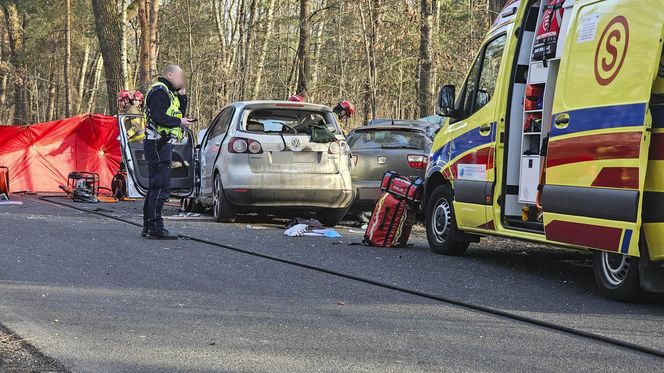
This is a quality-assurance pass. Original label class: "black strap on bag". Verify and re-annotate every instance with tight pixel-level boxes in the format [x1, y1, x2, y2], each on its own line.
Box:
[378, 207, 390, 230]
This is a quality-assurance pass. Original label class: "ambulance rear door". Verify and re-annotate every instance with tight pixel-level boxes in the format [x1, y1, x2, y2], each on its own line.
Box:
[542, 1, 664, 256]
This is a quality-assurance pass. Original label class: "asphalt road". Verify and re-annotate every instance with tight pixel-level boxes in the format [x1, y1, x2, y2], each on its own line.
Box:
[0, 195, 662, 372]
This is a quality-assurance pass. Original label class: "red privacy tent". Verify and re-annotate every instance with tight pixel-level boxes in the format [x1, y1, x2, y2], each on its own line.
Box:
[0, 114, 121, 193]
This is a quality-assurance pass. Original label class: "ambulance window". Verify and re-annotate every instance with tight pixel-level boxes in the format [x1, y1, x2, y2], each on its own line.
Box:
[460, 34, 507, 119]
[475, 34, 506, 111]
[462, 55, 482, 118]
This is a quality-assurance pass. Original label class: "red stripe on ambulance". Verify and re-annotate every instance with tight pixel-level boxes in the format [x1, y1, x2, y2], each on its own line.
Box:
[547, 132, 641, 168]
[545, 220, 622, 252]
[591, 167, 639, 189]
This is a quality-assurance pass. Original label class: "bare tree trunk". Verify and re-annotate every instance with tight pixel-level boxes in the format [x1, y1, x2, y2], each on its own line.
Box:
[310, 0, 328, 96]
[2, 1, 28, 124]
[76, 43, 90, 114]
[120, 0, 129, 88]
[64, 0, 72, 117]
[88, 56, 103, 113]
[0, 19, 8, 116]
[47, 66, 56, 121]
[417, 0, 434, 117]
[138, 0, 160, 91]
[368, 0, 380, 119]
[186, 0, 195, 95]
[32, 68, 40, 122]
[295, 0, 311, 97]
[92, 0, 124, 115]
[251, 0, 276, 99]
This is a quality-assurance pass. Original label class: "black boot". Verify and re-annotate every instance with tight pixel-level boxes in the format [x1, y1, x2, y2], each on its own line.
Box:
[147, 228, 178, 240]
[141, 226, 149, 237]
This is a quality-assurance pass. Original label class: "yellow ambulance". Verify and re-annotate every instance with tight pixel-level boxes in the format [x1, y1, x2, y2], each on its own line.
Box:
[425, 0, 664, 300]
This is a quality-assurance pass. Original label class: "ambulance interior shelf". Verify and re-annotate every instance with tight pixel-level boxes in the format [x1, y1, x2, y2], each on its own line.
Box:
[510, 0, 571, 228]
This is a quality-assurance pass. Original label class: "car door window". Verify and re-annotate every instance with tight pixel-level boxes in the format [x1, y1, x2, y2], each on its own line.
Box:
[203, 108, 234, 149]
[458, 34, 507, 119]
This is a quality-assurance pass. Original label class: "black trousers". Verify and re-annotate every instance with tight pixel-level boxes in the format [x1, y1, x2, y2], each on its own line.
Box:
[143, 139, 172, 232]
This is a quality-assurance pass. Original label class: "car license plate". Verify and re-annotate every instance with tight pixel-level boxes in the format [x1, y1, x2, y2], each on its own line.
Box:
[272, 152, 294, 164]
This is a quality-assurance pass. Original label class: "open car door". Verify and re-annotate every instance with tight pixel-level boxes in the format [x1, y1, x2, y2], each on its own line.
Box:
[542, 1, 664, 257]
[117, 114, 195, 198]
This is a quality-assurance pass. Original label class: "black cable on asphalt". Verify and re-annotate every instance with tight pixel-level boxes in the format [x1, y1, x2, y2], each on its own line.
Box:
[36, 195, 664, 359]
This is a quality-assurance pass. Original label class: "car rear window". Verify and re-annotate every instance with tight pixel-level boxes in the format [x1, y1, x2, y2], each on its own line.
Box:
[347, 129, 426, 150]
[243, 108, 340, 135]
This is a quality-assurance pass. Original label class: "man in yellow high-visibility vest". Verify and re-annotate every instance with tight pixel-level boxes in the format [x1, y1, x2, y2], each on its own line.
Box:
[142, 64, 195, 240]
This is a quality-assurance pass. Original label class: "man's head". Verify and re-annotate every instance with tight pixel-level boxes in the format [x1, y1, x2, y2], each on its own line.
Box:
[161, 64, 185, 90]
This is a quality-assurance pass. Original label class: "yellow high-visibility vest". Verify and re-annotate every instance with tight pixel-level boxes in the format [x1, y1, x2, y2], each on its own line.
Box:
[145, 81, 183, 140]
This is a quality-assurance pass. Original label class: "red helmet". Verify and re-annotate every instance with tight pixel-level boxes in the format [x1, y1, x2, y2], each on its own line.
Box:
[288, 94, 304, 102]
[117, 90, 132, 111]
[334, 100, 355, 118]
[117, 90, 132, 103]
[132, 91, 144, 102]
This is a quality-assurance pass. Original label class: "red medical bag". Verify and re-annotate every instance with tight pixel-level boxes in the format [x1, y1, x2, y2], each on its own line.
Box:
[364, 172, 423, 248]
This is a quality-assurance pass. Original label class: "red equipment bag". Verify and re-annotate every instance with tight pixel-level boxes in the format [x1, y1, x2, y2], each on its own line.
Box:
[380, 171, 424, 203]
[364, 192, 416, 248]
[533, 0, 565, 61]
[364, 171, 423, 248]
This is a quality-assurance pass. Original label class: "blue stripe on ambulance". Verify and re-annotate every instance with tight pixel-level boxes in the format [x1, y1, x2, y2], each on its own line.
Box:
[621, 229, 633, 254]
[550, 103, 647, 137]
[428, 123, 495, 178]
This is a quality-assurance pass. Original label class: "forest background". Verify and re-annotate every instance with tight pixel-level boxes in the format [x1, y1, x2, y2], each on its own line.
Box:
[0, 0, 508, 131]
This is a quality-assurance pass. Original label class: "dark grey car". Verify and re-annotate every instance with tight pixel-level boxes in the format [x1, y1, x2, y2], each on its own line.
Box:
[347, 119, 439, 216]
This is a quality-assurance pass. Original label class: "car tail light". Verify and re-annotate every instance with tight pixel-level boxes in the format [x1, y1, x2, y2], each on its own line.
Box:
[328, 141, 341, 154]
[248, 141, 263, 154]
[229, 137, 263, 154]
[407, 154, 428, 169]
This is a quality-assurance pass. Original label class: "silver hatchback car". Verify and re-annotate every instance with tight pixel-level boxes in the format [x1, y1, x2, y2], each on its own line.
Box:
[118, 101, 354, 227]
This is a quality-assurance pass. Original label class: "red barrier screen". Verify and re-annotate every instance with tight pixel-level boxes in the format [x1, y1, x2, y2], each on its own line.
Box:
[0, 114, 121, 193]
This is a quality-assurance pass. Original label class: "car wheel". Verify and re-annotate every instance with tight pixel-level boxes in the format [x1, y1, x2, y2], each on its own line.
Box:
[425, 184, 469, 256]
[213, 173, 237, 223]
[592, 250, 643, 301]
[317, 207, 350, 227]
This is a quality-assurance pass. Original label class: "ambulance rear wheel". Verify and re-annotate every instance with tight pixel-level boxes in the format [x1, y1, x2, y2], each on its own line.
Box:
[426, 184, 469, 256]
[593, 251, 643, 301]
[213, 174, 237, 223]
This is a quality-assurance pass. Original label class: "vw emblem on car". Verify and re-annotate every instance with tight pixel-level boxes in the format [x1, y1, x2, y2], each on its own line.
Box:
[287, 137, 305, 151]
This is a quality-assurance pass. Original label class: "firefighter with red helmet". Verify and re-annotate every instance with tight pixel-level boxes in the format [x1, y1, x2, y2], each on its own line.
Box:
[117, 90, 132, 112]
[119, 90, 146, 143]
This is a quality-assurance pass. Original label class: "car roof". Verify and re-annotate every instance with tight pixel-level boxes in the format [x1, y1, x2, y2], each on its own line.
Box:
[367, 118, 433, 128]
[229, 100, 333, 112]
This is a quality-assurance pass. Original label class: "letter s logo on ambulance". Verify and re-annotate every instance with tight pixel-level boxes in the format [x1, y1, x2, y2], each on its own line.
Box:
[594, 16, 630, 86]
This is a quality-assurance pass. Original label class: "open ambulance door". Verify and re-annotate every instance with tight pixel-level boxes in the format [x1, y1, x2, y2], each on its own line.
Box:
[117, 114, 195, 199]
[448, 33, 508, 231]
[541, 2, 664, 257]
